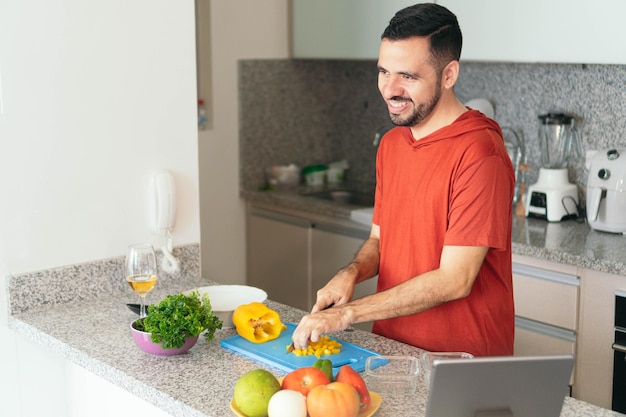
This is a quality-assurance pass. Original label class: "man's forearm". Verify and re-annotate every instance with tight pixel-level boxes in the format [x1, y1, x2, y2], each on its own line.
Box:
[345, 236, 380, 284]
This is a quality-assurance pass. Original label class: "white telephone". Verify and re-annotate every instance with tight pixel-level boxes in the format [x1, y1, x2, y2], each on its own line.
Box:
[148, 169, 177, 233]
[148, 169, 180, 273]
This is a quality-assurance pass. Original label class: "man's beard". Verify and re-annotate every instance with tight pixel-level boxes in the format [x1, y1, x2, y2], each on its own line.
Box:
[389, 80, 442, 127]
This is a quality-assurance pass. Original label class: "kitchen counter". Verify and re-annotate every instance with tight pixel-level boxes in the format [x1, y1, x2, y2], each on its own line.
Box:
[243, 188, 626, 277]
[8, 268, 623, 417]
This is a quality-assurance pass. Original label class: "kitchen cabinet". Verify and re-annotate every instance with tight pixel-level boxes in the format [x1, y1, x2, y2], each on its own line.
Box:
[292, 0, 626, 64]
[438, 0, 626, 64]
[246, 204, 374, 330]
[576, 268, 626, 408]
[291, 0, 419, 59]
[246, 207, 310, 310]
[512, 255, 579, 387]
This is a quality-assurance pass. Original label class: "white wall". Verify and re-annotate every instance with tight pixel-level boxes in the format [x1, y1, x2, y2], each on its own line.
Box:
[198, 0, 289, 283]
[0, 0, 199, 415]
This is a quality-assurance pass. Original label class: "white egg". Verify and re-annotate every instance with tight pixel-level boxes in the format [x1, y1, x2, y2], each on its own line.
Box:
[267, 389, 307, 417]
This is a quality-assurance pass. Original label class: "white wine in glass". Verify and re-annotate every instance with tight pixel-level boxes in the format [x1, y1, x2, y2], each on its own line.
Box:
[126, 243, 158, 318]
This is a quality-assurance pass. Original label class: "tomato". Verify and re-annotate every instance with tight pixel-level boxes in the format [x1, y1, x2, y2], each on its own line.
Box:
[306, 382, 360, 417]
[336, 365, 371, 409]
[281, 366, 331, 396]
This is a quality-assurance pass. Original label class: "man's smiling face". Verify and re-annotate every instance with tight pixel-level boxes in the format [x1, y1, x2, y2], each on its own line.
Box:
[377, 36, 442, 127]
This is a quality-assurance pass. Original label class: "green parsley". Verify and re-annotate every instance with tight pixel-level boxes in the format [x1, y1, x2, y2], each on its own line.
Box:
[138, 290, 222, 349]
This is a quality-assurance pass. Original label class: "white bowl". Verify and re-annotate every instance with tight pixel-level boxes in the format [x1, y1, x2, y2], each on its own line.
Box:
[193, 285, 268, 328]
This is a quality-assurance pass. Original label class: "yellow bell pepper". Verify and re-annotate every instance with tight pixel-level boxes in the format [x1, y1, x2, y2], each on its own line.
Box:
[232, 302, 287, 343]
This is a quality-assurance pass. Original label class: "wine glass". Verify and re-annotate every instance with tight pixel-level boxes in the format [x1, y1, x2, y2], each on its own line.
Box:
[125, 243, 158, 318]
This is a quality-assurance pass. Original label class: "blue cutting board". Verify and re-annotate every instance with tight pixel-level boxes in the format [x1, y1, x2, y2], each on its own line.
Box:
[220, 323, 380, 376]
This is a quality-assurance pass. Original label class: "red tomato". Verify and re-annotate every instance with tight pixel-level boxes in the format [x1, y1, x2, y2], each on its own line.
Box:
[307, 382, 360, 417]
[282, 366, 331, 396]
[336, 365, 371, 409]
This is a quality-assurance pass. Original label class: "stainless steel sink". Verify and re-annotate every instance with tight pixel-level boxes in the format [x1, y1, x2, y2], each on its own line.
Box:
[300, 189, 375, 207]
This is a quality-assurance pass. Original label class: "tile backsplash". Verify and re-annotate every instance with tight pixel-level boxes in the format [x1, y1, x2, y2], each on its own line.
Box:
[239, 59, 626, 205]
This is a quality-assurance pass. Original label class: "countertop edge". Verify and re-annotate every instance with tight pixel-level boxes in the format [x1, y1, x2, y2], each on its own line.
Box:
[243, 189, 626, 277]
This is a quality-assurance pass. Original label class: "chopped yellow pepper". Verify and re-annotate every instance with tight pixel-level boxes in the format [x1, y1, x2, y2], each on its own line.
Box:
[288, 335, 342, 357]
[232, 302, 287, 343]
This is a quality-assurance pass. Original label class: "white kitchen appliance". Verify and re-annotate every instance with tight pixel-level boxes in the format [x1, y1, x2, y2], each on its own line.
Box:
[526, 113, 581, 222]
[586, 149, 626, 233]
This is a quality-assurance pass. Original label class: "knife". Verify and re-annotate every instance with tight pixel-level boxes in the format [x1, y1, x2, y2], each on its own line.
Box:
[126, 303, 152, 315]
[286, 303, 335, 353]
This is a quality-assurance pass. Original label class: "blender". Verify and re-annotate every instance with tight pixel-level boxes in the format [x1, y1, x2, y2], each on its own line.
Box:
[525, 113, 581, 222]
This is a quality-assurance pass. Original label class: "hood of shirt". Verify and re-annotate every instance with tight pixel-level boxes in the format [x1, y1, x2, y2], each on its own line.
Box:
[397, 109, 503, 150]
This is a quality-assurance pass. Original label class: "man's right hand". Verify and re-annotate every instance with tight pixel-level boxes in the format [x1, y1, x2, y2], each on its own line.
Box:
[310, 268, 357, 313]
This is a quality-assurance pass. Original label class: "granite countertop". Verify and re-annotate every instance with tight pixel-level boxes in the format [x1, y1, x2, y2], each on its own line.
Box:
[243, 187, 626, 277]
[8, 274, 623, 417]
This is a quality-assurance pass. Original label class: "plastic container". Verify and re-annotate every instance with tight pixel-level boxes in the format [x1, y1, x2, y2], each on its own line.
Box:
[326, 167, 345, 184]
[302, 164, 327, 186]
[327, 159, 349, 184]
[420, 351, 474, 385]
[364, 355, 420, 394]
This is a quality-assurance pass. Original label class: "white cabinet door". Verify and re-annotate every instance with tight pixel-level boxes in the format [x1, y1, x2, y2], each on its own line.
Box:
[246, 208, 310, 311]
[438, 0, 626, 64]
[311, 227, 377, 331]
[291, 0, 420, 59]
[293, 0, 626, 64]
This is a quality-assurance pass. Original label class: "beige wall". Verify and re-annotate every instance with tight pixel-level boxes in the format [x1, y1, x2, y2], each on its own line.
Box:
[199, 0, 290, 283]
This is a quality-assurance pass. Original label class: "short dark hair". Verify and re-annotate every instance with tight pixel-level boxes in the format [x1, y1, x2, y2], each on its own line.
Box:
[381, 3, 462, 72]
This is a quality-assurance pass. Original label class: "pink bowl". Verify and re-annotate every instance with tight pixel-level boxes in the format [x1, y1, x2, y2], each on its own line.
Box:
[130, 320, 198, 356]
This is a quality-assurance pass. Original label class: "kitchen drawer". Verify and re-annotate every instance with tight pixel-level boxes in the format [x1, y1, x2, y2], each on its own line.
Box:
[515, 317, 576, 386]
[513, 263, 579, 331]
[515, 318, 576, 356]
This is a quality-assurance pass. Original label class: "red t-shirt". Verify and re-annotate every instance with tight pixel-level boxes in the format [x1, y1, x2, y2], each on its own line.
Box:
[371, 110, 515, 356]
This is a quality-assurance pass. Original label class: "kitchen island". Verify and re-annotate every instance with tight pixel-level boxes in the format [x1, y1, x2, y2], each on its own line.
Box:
[7, 268, 623, 417]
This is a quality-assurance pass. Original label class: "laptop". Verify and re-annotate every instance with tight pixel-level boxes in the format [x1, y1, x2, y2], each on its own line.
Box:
[425, 354, 575, 417]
